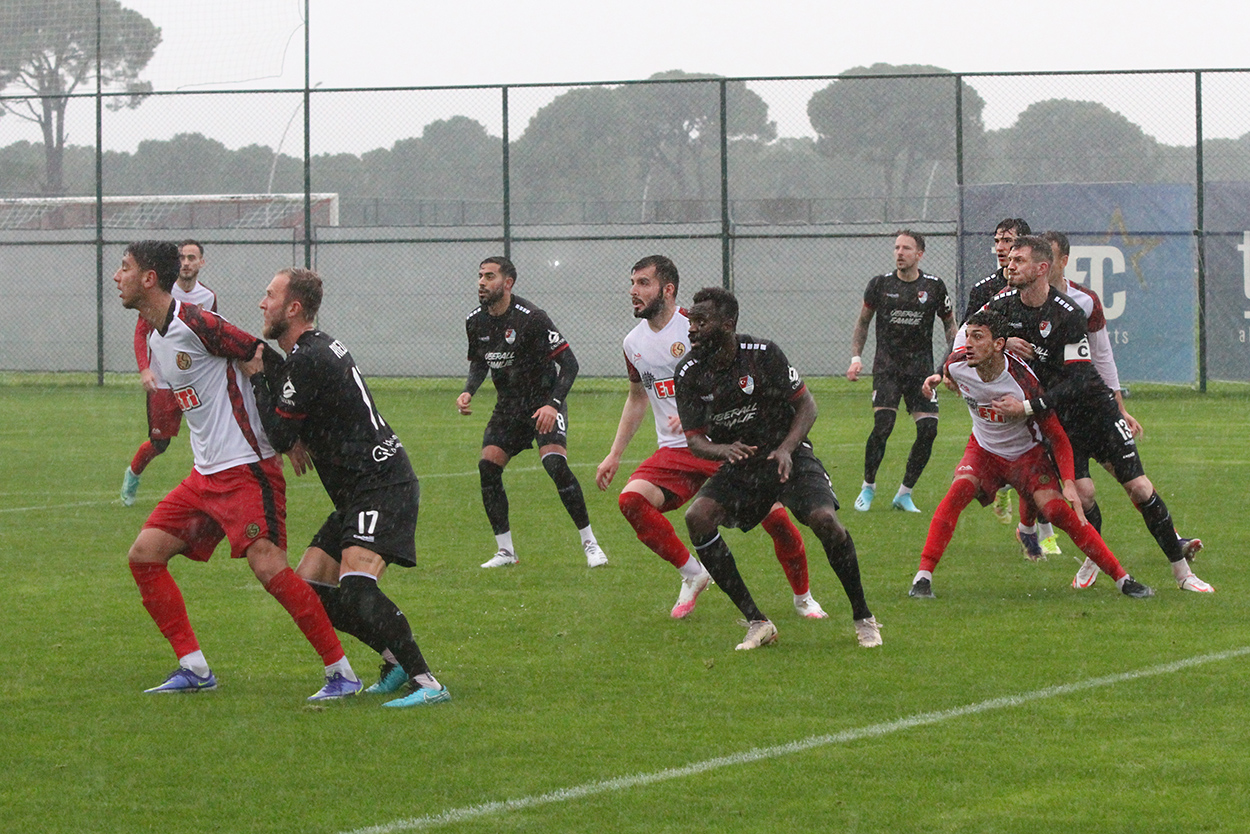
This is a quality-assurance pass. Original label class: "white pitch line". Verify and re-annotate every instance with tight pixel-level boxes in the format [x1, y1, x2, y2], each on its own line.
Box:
[342, 646, 1250, 834]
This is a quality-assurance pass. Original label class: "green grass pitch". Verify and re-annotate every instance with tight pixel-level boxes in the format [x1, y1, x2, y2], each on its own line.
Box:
[2, 375, 1248, 833]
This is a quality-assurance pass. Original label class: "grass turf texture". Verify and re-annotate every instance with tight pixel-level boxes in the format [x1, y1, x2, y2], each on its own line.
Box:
[2, 375, 1248, 833]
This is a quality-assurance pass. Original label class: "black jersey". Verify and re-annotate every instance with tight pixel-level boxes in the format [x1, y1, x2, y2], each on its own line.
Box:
[862, 270, 952, 376]
[964, 268, 1007, 323]
[266, 329, 414, 507]
[465, 294, 572, 415]
[674, 335, 808, 456]
[983, 287, 1108, 418]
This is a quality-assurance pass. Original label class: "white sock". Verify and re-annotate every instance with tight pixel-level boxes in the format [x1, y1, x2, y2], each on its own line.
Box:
[896, 485, 913, 498]
[326, 656, 358, 682]
[382, 649, 399, 666]
[913, 569, 933, 584]
[495, 531, 515, 555]
[413, 672, 441, 690]
[1038, 522, 1055, 540]
[862, 481, 876, 491]
[578, 524, 596, 546]
[1017, 522, 1038, 535]
[1171, 560, 1192, 583]
[677, 555, 704, 580]
[794, 590, 813, 605]
[179, 650, 210, 677]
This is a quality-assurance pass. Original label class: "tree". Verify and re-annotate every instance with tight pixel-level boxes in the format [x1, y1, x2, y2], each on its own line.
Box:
[0, 0, 160, 194]
[807, 63, 986, 219]
[995, 99, 1160, 184]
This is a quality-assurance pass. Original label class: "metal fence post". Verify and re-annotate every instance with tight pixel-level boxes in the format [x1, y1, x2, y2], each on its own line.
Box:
[954, 74, 966, 306]
[1195, 70, 1207, 393]
[502, 86, 511, 258]
[95, 0, 105, 385]
[719, 79, 731, 291]
[302, 0, 313, 268]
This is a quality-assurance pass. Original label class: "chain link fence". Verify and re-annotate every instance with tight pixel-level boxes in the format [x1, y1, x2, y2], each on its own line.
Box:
[3, 34, 1250, 386]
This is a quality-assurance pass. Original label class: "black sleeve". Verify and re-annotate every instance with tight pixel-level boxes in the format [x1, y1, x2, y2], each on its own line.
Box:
[463, 358, 488, 396]
[548, 344, 579, 408]
[250, 371, 302, 453]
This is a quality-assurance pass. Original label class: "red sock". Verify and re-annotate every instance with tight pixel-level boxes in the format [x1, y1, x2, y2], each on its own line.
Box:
[919, 478, 978, 573]
[619, 491, 692, 568]
[1018, 492, 1037, 526]
[264, 567, 345, 665]
[130, 561, 199, 658]
[1043, 499, 1127, 581]
[761, 506, 808, 595]
[130, 441, 161, 475]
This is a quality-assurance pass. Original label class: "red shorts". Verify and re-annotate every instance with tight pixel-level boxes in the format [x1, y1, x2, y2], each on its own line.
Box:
[144, 456, 286, 561]
[627, 446, 722, 513]
[147, 388, 183, 441]
[956, 436, 1061, 506]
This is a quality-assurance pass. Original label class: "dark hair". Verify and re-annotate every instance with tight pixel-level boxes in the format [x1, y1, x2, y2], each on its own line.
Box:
[480, 256, 517, 281]
[691, 286, 738, 324]
[996, 218, 1031, 236]
[632, 255, 680, 294]
[1011, 235, 1053, 266]
[895, 229, 925, 252]
[966, 308, 1008, 341]
[179, 239, 204, 256]
[278, 267, 323, 321]
[1042, 230, 1070, 258]
[126, 240, 180, 292]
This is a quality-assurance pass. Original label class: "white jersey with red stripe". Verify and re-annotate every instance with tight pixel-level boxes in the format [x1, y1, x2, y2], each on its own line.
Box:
[948, 351, 1048, 461]
[623, 309, 692, 449]
[148, 299, 276, 475]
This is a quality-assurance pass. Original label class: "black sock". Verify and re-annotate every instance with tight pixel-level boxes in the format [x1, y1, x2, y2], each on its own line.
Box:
[694, 534, 765, 621]
[479, 459, 510, 536]
[309, 580, 387, 655]
[821, 529, 871, 621]
[542, 453, 591, 530]
[903, 417, 938, 489]
[864, 409, 896, 483]
[1085, 501, 1102, 534]
[338, 574, 431, 678]
[1137, 491, 1183, 562]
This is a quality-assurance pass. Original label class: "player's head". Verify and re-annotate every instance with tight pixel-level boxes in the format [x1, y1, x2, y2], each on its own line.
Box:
[124, 240, 180, 292]
[964, 308, 1007, 367]
[178, 240, 205, 282]
[478, 256, 516, 309]
[1042, 230, 1070, 280]
[630, 255, 679, 320]
[994, 218, 1031, 267]
[1005, 235, 1052, 288]
[687, 286, 738, 355]
[262, 267, 321, 342]
[894, 230, 925, 273]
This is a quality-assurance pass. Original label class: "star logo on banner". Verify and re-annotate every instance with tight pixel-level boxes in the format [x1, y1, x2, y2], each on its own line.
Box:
[1100, 208, 1161, 286]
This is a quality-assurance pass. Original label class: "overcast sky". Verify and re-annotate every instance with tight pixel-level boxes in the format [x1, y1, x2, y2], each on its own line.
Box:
[11, 0, 1250, 155]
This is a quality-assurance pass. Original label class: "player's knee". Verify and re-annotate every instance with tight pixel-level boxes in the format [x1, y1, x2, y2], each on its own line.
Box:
[149, 437, 171, 454]
[619, 490, 650, 523]
[478, 459, 504, 490]
[806, 507, 846, 544]
[684, 502, 716, 543]
[871, 409, 897, 441]
[915, 417, 938, 442]
[541, 452, 571, 479]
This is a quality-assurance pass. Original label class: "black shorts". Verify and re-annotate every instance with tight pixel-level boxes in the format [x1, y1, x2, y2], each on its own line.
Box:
[872, 370, 939, 415]
[482, 404, 570, 458]
[1060, 395, 1145, 484]
[309, 479, 419, 567]
[695, 444, 840, 532]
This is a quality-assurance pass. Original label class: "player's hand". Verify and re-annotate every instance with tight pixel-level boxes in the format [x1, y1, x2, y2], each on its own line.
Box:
[456, 392, 473, 415]
[846, 358, 863, 382]
[921, 373, 943, 399]
[720, 440, 757, 463]
[287, 440, 314, 476]
[240, 343, 266, 379]
[767, 448, 793, 482]
[666, 414, 683, 433]
[532, 404, 558, 434]
[139, 367, 159, 393]
[1123, 411, 1143, 438]
[991, 394, 1027, 419]
[1005, 337, 1035, 358]
[1062, 480, 1087, 526]
[595, 456, 618, 491]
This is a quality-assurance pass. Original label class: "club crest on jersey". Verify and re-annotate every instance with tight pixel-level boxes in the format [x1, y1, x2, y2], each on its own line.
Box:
[245, 523, 260, 538]
[917, 290, 928, 304]
[175, 351, 192, 370]
[1039, 320, 1052, 338]
[739, 374, 755, 394]
[504, 327, 516, 344]
[670, 342, 685, 358]
[1038, 473, 1050, 485]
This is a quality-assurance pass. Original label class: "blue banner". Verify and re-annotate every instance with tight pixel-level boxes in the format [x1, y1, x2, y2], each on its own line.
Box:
[1197, 182, 1250, 382]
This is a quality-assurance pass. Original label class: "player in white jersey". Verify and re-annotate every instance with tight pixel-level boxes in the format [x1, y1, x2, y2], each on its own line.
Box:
[596, 256, 825, 620]
[115, 240, 360, 700]
[1034, 232, 1204, 589]
[908, 309, 1153, 600]
[121, 240, 220, 506]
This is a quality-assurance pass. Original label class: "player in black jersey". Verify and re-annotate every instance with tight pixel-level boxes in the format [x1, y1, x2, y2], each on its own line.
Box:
[244, 267, 450, 708]
[457, 256, 607, 569]
[675, 287, 880, 651]
[982, 237, 1211, 592]
[965, 218, 1031, 529]
[846, 231, 956, 513]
